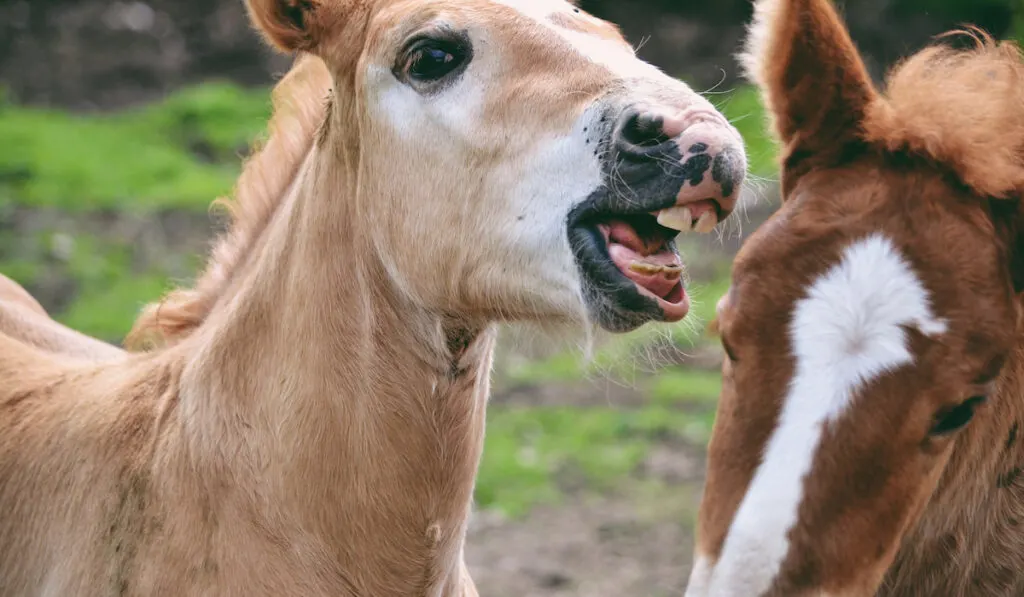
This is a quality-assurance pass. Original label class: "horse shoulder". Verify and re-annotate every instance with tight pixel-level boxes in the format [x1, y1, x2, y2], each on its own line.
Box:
[0, 341, 185, 596]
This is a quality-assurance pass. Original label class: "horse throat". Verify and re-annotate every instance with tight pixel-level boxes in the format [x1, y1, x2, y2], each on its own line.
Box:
[175, 139, 493, 594]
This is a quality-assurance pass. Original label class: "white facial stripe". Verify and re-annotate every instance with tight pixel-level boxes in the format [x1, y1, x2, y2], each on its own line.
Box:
[489, 0, 664, 80]
[739, 0, 782, 87]
[704, 234, 948, 596]
[684, 555, 714, 597]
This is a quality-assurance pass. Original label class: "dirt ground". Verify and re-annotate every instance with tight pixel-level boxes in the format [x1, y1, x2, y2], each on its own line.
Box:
[468, 379, 707, 597]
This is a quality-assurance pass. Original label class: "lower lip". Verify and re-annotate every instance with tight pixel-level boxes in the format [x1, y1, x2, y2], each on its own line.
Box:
[596, 223, 691, 322]
[637, 281, 690, 322]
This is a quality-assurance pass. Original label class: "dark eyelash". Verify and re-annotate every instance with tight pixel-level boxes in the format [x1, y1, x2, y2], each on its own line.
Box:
[722, 337, 738, 362]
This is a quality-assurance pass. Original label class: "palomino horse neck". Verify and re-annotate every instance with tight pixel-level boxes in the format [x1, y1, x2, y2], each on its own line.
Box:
[686, 0, 1024, 596]
[0, 0, 747, 595]
[170, 85, 499, 593]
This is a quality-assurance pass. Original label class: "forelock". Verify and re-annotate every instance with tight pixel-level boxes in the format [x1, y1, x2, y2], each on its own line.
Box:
[862, 30, 1024, 200]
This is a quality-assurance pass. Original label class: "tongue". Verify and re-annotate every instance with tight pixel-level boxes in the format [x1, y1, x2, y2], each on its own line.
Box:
[605, 220, 683, 300]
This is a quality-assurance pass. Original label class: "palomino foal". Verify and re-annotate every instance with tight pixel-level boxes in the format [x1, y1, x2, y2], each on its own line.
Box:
[0, 0, 746, 596]
[686, 0, 1024, 596]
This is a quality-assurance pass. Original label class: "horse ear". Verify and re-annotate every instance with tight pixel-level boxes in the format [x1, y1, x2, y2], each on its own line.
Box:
[246, 0, 324, 53]
[741, 0, 878, 188]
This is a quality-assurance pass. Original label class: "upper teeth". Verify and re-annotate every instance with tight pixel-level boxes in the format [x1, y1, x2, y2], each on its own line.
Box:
[695, 210, 718, 234]
[656, 206, 718, 234]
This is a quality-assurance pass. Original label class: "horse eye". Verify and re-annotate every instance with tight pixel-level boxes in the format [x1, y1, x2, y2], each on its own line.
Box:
[720, 335, 738, 363]
[402, 37, 470, 84]
[929, 396, 986, 436]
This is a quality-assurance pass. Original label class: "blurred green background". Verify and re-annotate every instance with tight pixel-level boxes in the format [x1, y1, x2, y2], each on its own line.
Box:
[1, 1, 1021, 595]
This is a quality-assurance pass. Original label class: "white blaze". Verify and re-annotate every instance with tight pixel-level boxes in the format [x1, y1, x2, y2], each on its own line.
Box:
[700, 233, 948, 596]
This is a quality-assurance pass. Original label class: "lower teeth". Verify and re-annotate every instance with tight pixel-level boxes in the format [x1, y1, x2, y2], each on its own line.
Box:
[629, 261, 682, 276]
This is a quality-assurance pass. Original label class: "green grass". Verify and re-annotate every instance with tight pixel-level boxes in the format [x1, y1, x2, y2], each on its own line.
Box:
[59, 274, 170, 342]
[483, 349, 726, 517]
[0, 82, 271, 212]
[477, 402, 715, 518]
[712, 86, 777, 179]
[502, 351, 587, 385]
[56, 236, 173, 341]
[0, 232, 179, 342]
[650, 368, 723, 409]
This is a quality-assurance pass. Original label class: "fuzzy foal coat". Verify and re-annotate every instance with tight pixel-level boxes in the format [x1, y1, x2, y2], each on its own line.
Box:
[0, 55, 489, 597]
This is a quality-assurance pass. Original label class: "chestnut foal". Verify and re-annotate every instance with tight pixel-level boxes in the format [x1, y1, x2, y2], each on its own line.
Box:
[686, 0, 1024, 595]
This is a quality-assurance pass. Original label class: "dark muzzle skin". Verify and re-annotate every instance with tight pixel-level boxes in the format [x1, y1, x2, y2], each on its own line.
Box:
[568, 101, 746, 331]
[608, 105, 744, 220]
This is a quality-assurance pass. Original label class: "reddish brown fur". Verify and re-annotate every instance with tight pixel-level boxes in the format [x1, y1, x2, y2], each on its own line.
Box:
[689, 0, 1024, 595]
[740, 0, 878, 197]
[864, 31, 1024, 200]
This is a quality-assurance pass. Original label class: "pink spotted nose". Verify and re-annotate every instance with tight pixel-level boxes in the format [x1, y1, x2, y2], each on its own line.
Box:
[612, 105, 746, 221]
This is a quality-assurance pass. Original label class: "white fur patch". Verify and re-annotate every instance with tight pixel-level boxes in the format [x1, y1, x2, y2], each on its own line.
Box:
[740, 0, 782, 87]
[684, 555, 714, 597]
[369, 62, 487, 143]
[700, 234, 947, 596]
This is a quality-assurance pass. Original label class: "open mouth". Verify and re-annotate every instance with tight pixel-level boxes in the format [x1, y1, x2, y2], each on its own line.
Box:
[568, 198, 720, 331]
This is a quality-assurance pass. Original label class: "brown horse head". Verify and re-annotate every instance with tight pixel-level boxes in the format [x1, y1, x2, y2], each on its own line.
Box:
[687, 0, 1024, 595]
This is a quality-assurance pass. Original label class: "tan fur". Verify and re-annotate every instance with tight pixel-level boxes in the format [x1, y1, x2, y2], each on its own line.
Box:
[128, 54, 332, 348]
[0, 274, 123, 361]
[0, 273, 46, 316]
[0, 0, 742, 595]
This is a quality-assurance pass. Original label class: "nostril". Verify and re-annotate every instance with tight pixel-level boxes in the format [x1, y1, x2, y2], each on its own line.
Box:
[616, 109, 672, 154]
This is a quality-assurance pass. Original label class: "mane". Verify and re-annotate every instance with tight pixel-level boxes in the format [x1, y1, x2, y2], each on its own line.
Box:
[863, 29, 1024, 199]
[127, 53, 332, 350]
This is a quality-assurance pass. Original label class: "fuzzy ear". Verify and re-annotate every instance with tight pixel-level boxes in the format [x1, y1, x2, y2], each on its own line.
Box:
[741, 0, 878, 186]
[246, 0, 323, 53]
